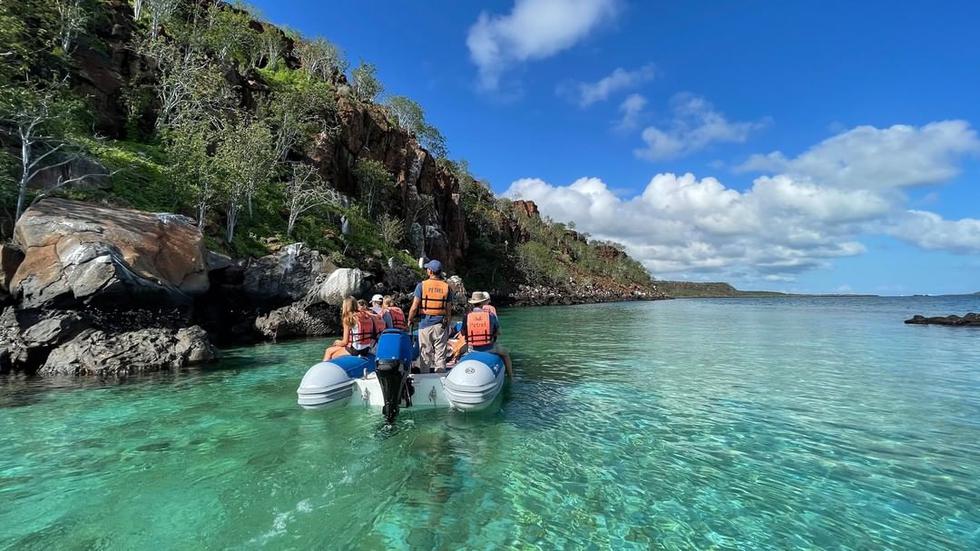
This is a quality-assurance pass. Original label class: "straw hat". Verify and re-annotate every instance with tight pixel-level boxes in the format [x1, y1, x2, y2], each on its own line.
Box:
[468, 291, 491, 304]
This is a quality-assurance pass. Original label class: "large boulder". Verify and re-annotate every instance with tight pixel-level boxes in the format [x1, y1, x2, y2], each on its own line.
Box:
[317, 268, 367, 305]
[242, 243, 335, 305]
[11, 199, 209, 309]
[254, 302, 339, 341]
[40, 325, 215, 376]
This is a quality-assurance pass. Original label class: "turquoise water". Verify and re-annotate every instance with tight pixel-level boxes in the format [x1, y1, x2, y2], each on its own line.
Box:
[2, 297, 980, 549]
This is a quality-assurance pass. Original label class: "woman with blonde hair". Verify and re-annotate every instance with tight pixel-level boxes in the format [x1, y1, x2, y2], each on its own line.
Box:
[322, 297, 362, 360]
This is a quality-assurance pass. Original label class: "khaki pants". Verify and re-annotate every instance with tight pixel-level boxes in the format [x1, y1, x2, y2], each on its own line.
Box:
[418, 323, 448, 373]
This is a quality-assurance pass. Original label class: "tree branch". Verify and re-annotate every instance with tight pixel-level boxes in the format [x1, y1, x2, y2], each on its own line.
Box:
[26, 143, 66, 171]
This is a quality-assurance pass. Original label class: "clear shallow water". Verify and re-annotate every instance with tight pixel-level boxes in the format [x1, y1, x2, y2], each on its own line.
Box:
[2, 297, 980, 550]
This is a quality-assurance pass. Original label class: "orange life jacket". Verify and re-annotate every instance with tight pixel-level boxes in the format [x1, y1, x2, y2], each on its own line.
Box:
[386, 306, 407, 330]
[465, 311, 494, 348]
[483, 305, 497, 316]
[420, 279, 450, 316]
[351, 311, 385, 347]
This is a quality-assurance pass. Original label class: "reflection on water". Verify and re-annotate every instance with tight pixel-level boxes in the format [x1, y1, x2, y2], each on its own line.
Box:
[2, 296, 980, 549]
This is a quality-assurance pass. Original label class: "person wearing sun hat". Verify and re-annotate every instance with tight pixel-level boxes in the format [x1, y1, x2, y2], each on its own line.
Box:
[461, 291, 513, 377]
[407, 259, 453, 373]
[370, 293, 393, 329]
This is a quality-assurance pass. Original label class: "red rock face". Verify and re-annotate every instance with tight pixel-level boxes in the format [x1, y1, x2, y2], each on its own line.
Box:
[311, 97, 467, 270]
[512, 200, 540, 219]
[11, 199, 209, 308]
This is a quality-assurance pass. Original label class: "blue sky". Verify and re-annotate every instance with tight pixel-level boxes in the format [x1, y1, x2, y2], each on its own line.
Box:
[251, 0, 980, 294]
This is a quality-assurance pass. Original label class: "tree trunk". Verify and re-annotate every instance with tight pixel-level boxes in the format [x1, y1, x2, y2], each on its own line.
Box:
[16, 135, 30, 220]
[226, 202, 238, 243]
[197, 200, 206, 229]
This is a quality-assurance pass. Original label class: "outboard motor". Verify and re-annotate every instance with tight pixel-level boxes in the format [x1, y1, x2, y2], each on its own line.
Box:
[374, 330, 417, 424]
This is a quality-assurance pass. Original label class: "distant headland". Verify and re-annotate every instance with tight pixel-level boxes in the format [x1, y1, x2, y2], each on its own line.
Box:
[657, 281, 878, 298]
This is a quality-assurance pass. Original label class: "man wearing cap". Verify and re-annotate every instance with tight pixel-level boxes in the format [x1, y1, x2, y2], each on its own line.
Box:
[370, 294, 393, 329]
[461, 291, 513, 377]
[407, 259, 453, 373]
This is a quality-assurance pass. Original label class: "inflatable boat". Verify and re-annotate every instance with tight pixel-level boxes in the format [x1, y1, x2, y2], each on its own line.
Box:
[296, 330, 506, 415]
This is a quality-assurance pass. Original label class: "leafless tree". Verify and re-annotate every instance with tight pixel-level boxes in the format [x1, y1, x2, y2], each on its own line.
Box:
[284, 163, 340, 237]
[55, 0, 88, 53]
[258, 28, 285, 67]
[213, 117, 277, 243]
[378, 213, 405, 246]
[145, 0, 178, 39]
[137, 36, 231, 129]
[295, 37, 347, 80]
[0, 85, 107, 220]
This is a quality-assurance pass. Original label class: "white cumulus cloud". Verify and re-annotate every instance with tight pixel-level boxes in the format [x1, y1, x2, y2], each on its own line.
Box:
[635, 94, 769, 161]
[561, 64, 655, 107]
[887, 211, 980, 253]
[467, 0, 619, 90]
[737, 120, 980, 189]
[505, 121, 980, 282]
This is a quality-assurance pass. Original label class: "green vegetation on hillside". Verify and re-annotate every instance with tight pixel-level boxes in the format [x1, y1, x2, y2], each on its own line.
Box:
[0, 0, 654, 294]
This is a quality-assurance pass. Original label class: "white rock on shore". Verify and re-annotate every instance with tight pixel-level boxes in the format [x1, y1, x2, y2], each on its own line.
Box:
[317, 268, 367, 305]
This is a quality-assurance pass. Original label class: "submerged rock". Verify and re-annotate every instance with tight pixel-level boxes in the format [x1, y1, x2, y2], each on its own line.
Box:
[41, 325, 215, 376]
[905, 313, 980, 326]
[10, 199, 209, 309]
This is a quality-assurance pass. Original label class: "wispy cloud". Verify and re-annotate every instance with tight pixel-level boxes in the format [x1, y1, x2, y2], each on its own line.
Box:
[635, 94, 769, 161]
[467, 0, 620, 91]
[616, 93, 647, 130]
[559, 64, 655, 107]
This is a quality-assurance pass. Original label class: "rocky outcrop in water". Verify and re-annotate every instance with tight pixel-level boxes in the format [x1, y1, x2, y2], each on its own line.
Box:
[254, 302, 338, 341]
[40, 326, 214, 376]
[905, 313, 980, 326]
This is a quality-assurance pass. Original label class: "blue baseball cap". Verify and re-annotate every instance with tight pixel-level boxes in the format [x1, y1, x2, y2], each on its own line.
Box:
[423, 259, 442, 273]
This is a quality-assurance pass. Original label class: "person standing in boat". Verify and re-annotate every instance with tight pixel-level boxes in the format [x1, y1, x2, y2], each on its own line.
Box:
[382, 295, 408, 331]
[370, 294, 394, 329]
[322, 296, 383, 360]
[407, 259, 452, 373]
[461, 292, 513, 377]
